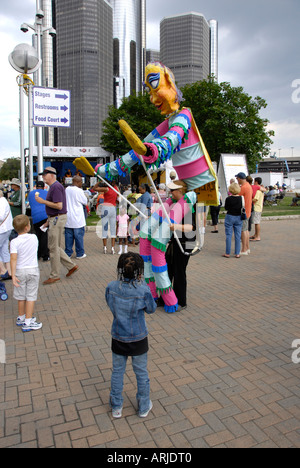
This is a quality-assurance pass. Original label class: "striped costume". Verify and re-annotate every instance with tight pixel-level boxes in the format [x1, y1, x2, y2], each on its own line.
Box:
[97, 107, 218, 312]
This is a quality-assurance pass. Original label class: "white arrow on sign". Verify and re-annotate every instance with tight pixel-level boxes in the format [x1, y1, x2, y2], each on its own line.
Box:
[33, 86, 71, 128]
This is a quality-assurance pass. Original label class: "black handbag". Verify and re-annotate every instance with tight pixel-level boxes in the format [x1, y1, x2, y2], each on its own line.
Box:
[241, 196, 247, 220]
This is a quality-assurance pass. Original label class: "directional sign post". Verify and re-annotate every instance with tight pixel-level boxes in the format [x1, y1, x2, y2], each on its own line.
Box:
[33, 86, 71, 128]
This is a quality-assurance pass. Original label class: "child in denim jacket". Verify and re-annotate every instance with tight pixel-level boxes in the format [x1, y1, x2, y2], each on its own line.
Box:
[105, 252, 157, 418]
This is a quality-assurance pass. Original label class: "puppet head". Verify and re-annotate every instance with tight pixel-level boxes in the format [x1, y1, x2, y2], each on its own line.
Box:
[144, 63, 183, 116]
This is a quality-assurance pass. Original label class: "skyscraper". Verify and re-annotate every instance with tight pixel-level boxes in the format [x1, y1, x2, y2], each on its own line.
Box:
[108, 0, 146, 108]
[39, 0, 56, 146]
[36, 0, 146, 147]
[209, 19, 218, 81]
[54, 0, 113, 147]
[160, 12, 218, 88]
[146, 49, 160, 64]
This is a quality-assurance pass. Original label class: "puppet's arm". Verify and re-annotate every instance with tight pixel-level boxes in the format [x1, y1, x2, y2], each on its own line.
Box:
[96, 108, 192, 181]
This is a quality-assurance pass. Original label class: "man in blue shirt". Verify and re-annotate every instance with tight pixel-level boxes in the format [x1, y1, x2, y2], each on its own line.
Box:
[27, 181, 49, 261]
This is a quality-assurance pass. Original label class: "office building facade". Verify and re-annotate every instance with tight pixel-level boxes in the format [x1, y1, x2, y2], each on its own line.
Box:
[108, 0, 146, 108]
[146, 49, 160, 64]
[54, 0, 113, 147]
[208, 19, 218, 81]
[160, 12, 218, 88]
[37, 0, 147, 147]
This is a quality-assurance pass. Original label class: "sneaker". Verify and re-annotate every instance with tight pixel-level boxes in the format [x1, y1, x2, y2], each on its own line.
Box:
[112, 407, 123, 419]
[139, 401, 153, 418]
[22, 319, 42, 333]
[103, 247, 107, 254]
[111, 247, 115, 255]
[16, 317, 26, 327]
[76, 254, 87, 259]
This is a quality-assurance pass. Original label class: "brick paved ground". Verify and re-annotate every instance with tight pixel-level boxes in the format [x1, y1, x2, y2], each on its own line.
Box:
[0, 219, 300, 448]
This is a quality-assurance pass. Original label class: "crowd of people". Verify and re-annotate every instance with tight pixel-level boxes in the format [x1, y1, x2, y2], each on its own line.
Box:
[206, 173, 265, 258]
[0, 167, 85, 331]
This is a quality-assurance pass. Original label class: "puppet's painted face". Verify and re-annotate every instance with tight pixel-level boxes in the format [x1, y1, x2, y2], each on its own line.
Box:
[144, 64, 180, 116]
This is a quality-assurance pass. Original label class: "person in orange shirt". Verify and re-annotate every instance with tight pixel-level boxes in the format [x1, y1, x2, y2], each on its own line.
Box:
[236, 172, 253, 255]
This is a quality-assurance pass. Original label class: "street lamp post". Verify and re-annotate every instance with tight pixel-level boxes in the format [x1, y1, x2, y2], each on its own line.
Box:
[20, 5, 56, 179]
[8, 43, 42, 214]
[19, 74, 26, 215]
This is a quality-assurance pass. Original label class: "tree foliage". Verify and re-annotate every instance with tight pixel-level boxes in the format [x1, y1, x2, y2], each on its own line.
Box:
[0, 158, 21, 181]
[100, 80, 274, 173]
[182, 79, 274, 172]
[101, 92, 164, 157]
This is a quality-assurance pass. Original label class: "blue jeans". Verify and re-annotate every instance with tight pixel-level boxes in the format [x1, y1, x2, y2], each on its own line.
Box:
[65, 227, 85, 257]
[110, 352, 150, 414]
[101, 205, 117, 239]
[225, 214, 243, 255]
[0, 230, 12, 263]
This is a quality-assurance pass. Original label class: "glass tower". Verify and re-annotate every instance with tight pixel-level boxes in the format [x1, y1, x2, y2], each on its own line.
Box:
[208, 19, 218, 81]
[39, 0, 56, 146]
[160, 12, 214, 88]
[54, 0, 113, 147]
[108, 0, 146, 108]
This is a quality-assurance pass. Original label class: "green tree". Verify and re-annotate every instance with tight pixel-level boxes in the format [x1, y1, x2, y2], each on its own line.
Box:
[0, 158, 21, 181]
[101, 92, 164, 157]
[181, 79, 274, 172]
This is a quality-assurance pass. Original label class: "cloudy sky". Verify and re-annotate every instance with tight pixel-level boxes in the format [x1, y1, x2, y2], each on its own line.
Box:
[1, 0, 299, 161]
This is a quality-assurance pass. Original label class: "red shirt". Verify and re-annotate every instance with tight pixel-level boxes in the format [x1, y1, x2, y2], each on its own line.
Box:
[252, 185, 260, 197]
[103, 186, 119, 206]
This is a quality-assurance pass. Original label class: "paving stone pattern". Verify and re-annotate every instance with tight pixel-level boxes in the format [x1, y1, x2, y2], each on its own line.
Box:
[0, 219, 299, 448]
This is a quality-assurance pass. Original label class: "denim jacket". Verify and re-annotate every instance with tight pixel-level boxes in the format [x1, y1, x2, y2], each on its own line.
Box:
[105, 280, 157, 343]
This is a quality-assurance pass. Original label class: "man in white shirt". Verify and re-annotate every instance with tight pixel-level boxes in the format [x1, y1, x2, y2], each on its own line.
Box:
[65, 176, 87, 259]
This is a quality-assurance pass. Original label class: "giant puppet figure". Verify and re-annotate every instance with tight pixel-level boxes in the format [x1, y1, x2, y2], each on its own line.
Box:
[76, 63, 218, 312]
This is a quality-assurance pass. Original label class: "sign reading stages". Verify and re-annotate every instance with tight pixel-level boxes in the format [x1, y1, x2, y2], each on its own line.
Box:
[33, 87, 71, 128]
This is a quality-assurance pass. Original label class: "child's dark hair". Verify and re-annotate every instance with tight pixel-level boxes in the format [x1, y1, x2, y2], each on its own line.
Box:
[117, 252, 144, 281]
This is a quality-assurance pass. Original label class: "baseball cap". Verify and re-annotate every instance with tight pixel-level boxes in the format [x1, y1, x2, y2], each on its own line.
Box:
[39, 166, 57, 176]
[36, 181, 45, 188]
[235, 172, 247, 179]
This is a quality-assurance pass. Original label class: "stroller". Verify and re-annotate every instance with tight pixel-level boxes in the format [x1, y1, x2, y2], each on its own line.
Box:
[0, 282, 8, 301]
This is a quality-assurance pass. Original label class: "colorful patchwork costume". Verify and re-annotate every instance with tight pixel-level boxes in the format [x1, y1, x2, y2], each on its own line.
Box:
[96, 63, 218, 312]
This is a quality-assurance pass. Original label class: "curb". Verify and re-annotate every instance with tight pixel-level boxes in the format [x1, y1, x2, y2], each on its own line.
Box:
[85, 215, 300, 232]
